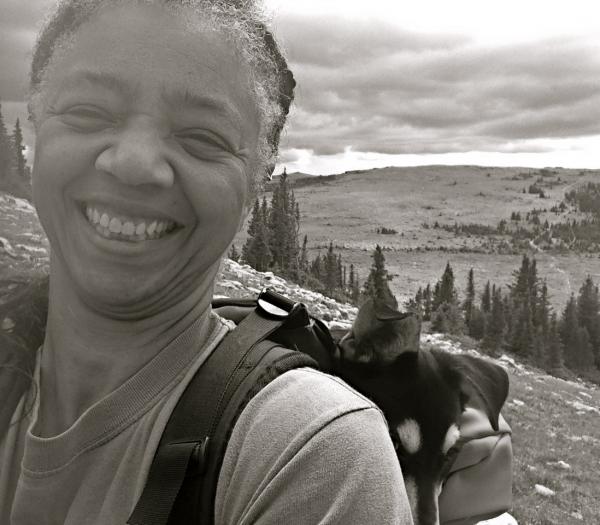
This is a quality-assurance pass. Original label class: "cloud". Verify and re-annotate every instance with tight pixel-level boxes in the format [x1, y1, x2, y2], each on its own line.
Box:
[278, 15, 600, 156]
[1, 3, 599, 167]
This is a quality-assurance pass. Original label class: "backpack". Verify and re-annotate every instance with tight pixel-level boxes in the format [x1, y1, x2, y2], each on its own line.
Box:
[128, 289, 513, 525]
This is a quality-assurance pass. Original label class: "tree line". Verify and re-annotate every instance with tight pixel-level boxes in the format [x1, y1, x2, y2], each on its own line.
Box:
[235, 171, 361, 304]
[0, 100, 30, 199]
[408, 255, 600, 381]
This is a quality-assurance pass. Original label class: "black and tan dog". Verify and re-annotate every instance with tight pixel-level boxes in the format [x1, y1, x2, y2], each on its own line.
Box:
[330, 299, 509, 525]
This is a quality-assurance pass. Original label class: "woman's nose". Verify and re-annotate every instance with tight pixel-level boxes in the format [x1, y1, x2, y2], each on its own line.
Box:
[94, 120, 174, 188]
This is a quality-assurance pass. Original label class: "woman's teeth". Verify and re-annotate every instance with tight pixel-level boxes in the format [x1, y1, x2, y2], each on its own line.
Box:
[84, 205, 176, 241]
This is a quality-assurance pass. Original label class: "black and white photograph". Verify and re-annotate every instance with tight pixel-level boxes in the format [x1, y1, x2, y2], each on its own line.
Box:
[1, 0, 599, 523]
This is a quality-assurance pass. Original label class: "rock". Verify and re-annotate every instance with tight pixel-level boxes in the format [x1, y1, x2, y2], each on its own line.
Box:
[511, 399, 525, 406]
[534, 484, 555, 497]
[570, 511, 583, 520]
[546, 460, 571, 470]
[1, 317, 15, 331]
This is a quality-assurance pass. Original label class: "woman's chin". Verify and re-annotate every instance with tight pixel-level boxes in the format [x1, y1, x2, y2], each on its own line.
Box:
[75, 272, 167, 315]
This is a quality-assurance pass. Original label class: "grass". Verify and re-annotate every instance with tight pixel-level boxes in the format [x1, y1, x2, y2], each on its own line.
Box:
[234, 166, 600, 311]
[503, 363, 600, 523]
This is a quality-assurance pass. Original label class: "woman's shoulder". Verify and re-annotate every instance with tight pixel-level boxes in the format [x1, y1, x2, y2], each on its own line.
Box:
[227, 366, 389, 455]
[257, 366, 378, 415]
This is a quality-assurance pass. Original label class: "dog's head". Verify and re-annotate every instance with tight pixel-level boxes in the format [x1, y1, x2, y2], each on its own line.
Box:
[333, 298, 509, 525]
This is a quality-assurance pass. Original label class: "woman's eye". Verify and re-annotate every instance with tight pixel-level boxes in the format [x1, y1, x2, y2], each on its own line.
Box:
[176, 131, 233, 157]
[60, 106, 115, 130]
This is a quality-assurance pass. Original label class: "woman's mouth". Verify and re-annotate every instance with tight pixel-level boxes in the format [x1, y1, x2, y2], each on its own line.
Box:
[83, 204, 180, 242]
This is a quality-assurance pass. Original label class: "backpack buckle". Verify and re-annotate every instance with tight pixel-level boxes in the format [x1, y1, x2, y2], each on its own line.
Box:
[257, 288, 296, 318]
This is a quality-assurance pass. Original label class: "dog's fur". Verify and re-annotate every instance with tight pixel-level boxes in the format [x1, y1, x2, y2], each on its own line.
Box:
[330, 298, 509, 525]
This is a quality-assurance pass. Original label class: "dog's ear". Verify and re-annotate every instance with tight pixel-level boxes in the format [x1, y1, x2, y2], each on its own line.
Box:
[338, 298, 420, 363]
[373, 299, 413, 322]
[453, 354, 509, 431]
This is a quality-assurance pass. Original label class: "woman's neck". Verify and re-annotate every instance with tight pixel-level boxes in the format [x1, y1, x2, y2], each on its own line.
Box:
[37, 265, 216, 437]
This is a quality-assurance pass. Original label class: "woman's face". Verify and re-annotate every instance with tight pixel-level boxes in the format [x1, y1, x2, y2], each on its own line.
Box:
[32, 3, 260, 312]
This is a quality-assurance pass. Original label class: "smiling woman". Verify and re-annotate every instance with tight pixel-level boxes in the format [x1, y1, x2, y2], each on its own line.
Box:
[0, 1, 413, 524]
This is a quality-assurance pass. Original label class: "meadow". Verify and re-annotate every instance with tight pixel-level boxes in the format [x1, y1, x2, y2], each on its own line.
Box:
[234, 165, 600, 309]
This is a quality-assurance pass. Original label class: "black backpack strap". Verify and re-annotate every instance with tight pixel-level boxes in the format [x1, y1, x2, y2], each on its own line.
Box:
[128, 290, 318, 525]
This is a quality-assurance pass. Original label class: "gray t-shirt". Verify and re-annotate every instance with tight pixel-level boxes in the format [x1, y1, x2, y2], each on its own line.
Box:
[0, 313, 413, 524]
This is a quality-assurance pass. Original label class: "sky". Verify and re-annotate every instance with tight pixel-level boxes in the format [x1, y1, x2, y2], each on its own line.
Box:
[1, 0, 599, 175]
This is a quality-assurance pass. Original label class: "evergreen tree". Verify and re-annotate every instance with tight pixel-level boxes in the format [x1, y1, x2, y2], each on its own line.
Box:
[407, 287, 424, 317]
[310, 254, 322, 283]
[362, 244, 396, 306]
[510, 295, 534, 356]
[12, 118, 27, 179]
[463, 268, 476, 330]
[546, 313, 564, 374]
[577, 275, 600, 367]
[350, 266, 360, 304]
[469, 306, 486, 340]
[241, 197, 271, 271]
[560, 295, 595, 370]
[245, 198, 261, 239]
[299, 234, 308, 279]
[433, 262, 457, 309]
[481, 281, 491, 313]
[0, 101, 13, 181]
[422, 284, 433, 321]
[482, 286, 505, 353]
[511, 254, 531, 301]
[323, 242, 339, 295]
[528, 258, 539, 322]
[432, 302, 465, 335]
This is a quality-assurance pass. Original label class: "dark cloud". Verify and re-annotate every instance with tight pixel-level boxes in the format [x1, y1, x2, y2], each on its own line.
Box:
[280, 16, 600, 156]
[0, 3, 598, 160]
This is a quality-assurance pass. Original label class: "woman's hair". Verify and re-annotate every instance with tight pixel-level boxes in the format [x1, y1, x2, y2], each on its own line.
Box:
[28, 0, 296, 195]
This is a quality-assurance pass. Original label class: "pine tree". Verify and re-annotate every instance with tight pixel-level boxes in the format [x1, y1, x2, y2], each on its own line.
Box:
[350, 266, 360, 304]
[560, 295, 595, 370]
[362, 244, 396, 306]
[510, 295, 534, 356]
[433, 262, 457, 309]
[12, 118, 27, 179]
[299, 234, 308, 280]
[245, 198, 261, 239]
[511, 254, 531, 302]
[546, 313, 564, 374]
[481, 281, 491, 313]
[241, 197, 271, 271]
[323, 242, 338, 295]
[432, 302, 465, 335]
[422, 284, 433, 321]
[310, 254, 322, 283]
[482, 286, 505, 353]
[463, 268, 476, 330]
[0, 100, 13, 181]
[531, 280, 551, 366]
[577, 275, 600, 367]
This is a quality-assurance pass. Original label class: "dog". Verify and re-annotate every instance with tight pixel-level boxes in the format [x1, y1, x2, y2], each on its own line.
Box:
[330, 298, 509, 525]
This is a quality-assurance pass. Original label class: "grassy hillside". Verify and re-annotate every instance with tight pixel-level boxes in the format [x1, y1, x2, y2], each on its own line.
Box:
[236, 165, 600, 309]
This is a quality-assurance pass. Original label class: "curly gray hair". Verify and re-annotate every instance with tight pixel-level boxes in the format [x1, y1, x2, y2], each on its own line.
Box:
[28, 0, 295, 196]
